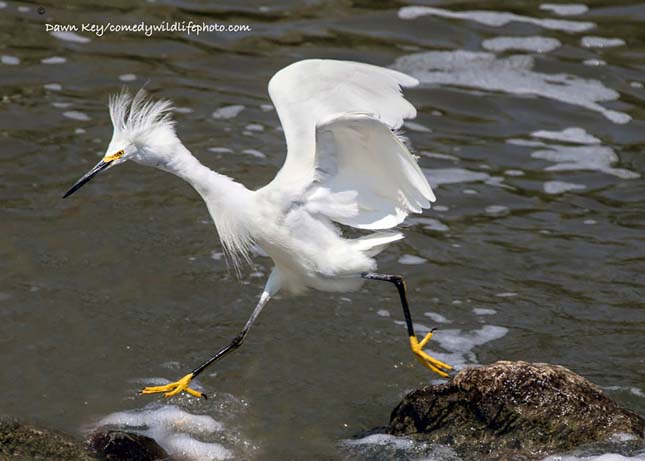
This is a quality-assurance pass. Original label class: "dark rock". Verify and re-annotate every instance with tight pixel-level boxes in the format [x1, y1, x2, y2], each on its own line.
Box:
[388, 361, 644, 460]
[0, 417, 94, 460]
[89, 430, 170, 461]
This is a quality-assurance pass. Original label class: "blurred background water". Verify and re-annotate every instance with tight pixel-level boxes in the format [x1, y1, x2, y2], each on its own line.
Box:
[0, 0, 643, 459]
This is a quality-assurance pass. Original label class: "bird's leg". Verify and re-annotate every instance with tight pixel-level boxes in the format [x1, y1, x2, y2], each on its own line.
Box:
[361, 272, 452, 378]
[141, 291, 272, 399]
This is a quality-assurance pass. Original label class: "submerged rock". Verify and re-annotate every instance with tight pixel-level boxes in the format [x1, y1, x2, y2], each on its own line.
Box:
[388, 361, 644, 460]
[0, 417, 93, 460]
[89, 430, 170, 461]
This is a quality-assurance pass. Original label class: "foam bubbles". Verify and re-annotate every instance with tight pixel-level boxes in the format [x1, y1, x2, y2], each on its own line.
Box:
[540, 3, 589, 16]
[581, 36, 626, 48]
[98, 405, 232, 461]
[543, 453, 645, 461]
[44, 83, 62, 91]
[398, 6, 594, 32]
[393, 50, 630, 124]
[63, 111, 91, 121]
[544, 180, 586, 194]
[118, 73, 137, 82]
[409, 217, 450, 232]
[211, 105, 244, 119]
[482, 36, 561, 53]
[531, 127, 600, 144]
[425, 325, 509, 370]
[531, 145, 640, 179]
[41, 56, 67, 64]
[398, 254, 427, 265]
[425, 167, 490, 187]
[473, 308, 496, 316]
[242, 149, 266, 159]
[50, 31, 91, 43]
[485, 205, 510, 216]
[1, 55, 20, 65]
[424, 311, 451, 324]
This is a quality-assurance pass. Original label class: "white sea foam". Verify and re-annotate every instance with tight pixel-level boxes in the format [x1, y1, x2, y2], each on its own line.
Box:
[531, 127, 600, 144]
[242, 149, 266, 159]
[544, 180, 586, 194]
[581, 36, 626, 48]
[118, 73, 137, 82]
[531, 145, 640, 179]
[505, 169, 525, 176]
[540, 3, 589, 16]
[424, 311, 451, 324]
[376, 309, 390, 317]
[483, 36, 561, 53]
[409, 217, 450, 232]
[342, 434, 460, 460]
[584, 59, 606, 66]
[1, 55, 20, 65]
[208, 147, 233, 154]
[543, 453, 645, 461]
[398, 6, 594, 32]
[485, 205, 510, 216]
[98, 405, 232, 461]
[422, 325, 510, 370]
[211, 105, 244, 119]
[393, 50, 630, 124]
[63, 111, 91, 121]
[44, 83, 62, 91]
[473, 308, 496, 315]
[496, 292, 518, 297]
[398, 254, 427, 265]
[245, 123, 264, 132]
[425, 168, 490, 187]
[41, 56, 66, 64]
[50, 31, 91, 43]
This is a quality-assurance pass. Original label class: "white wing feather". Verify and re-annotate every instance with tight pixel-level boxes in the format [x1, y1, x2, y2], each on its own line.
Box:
[309, 113, 435, 229]
[266, 59, 419, 188]
[263, 59, 433, 230]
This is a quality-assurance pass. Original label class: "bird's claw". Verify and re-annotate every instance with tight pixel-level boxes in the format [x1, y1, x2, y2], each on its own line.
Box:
[409, 332, 452, 378]
[140, 372, 206, 399]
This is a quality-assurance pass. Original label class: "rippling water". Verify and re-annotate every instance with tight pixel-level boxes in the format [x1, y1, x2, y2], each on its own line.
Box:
[1, 1, 643, 459]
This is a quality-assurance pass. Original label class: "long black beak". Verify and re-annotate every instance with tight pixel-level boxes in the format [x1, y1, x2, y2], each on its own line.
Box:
[62, 159, 112, 198]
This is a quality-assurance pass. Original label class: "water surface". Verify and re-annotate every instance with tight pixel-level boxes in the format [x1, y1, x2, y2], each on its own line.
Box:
[0, 1, 643, 459]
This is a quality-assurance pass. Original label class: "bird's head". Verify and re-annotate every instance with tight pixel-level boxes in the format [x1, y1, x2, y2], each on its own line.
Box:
[63, 89, 178, 198]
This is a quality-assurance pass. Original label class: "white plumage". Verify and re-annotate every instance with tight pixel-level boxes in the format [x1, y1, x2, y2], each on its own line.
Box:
[64, 59, 448, 397]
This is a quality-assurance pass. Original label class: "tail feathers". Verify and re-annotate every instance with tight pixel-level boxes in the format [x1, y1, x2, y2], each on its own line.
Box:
[353, 231, 404, 257]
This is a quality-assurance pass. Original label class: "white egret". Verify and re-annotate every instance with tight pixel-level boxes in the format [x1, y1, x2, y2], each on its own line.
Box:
[63, 59, 452, 399]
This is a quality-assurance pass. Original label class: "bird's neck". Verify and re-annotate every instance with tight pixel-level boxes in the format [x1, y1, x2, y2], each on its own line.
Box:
[157, 139, 254, 269]
[161, 141, 249, 203]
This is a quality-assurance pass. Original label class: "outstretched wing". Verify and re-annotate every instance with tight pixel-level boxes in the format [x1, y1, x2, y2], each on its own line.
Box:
[265, 59, 419, 189]
[307, 113, 435, 229]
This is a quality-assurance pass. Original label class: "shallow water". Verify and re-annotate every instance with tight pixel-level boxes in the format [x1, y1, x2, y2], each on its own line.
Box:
[0, 1, 644, 459]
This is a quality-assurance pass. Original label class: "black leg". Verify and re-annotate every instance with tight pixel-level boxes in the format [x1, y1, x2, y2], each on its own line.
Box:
[362, 272, 452, 377]
[141, 291, 272, 398]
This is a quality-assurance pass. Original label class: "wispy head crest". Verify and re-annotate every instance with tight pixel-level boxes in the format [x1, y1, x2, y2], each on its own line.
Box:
[109, 89, 176, 143]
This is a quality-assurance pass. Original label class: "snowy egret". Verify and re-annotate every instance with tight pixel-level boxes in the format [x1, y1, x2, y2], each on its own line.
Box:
[63, 59, 452, 398]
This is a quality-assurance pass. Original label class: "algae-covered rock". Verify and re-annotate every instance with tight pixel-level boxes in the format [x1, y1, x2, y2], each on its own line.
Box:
[389, 361, 644, 460]
[0, 417, 94, 460]
[89, 430, 170, 461]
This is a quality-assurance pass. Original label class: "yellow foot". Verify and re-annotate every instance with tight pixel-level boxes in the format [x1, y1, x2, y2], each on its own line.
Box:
[409, 332, 452, 378]
[140, 372, 205, 399]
